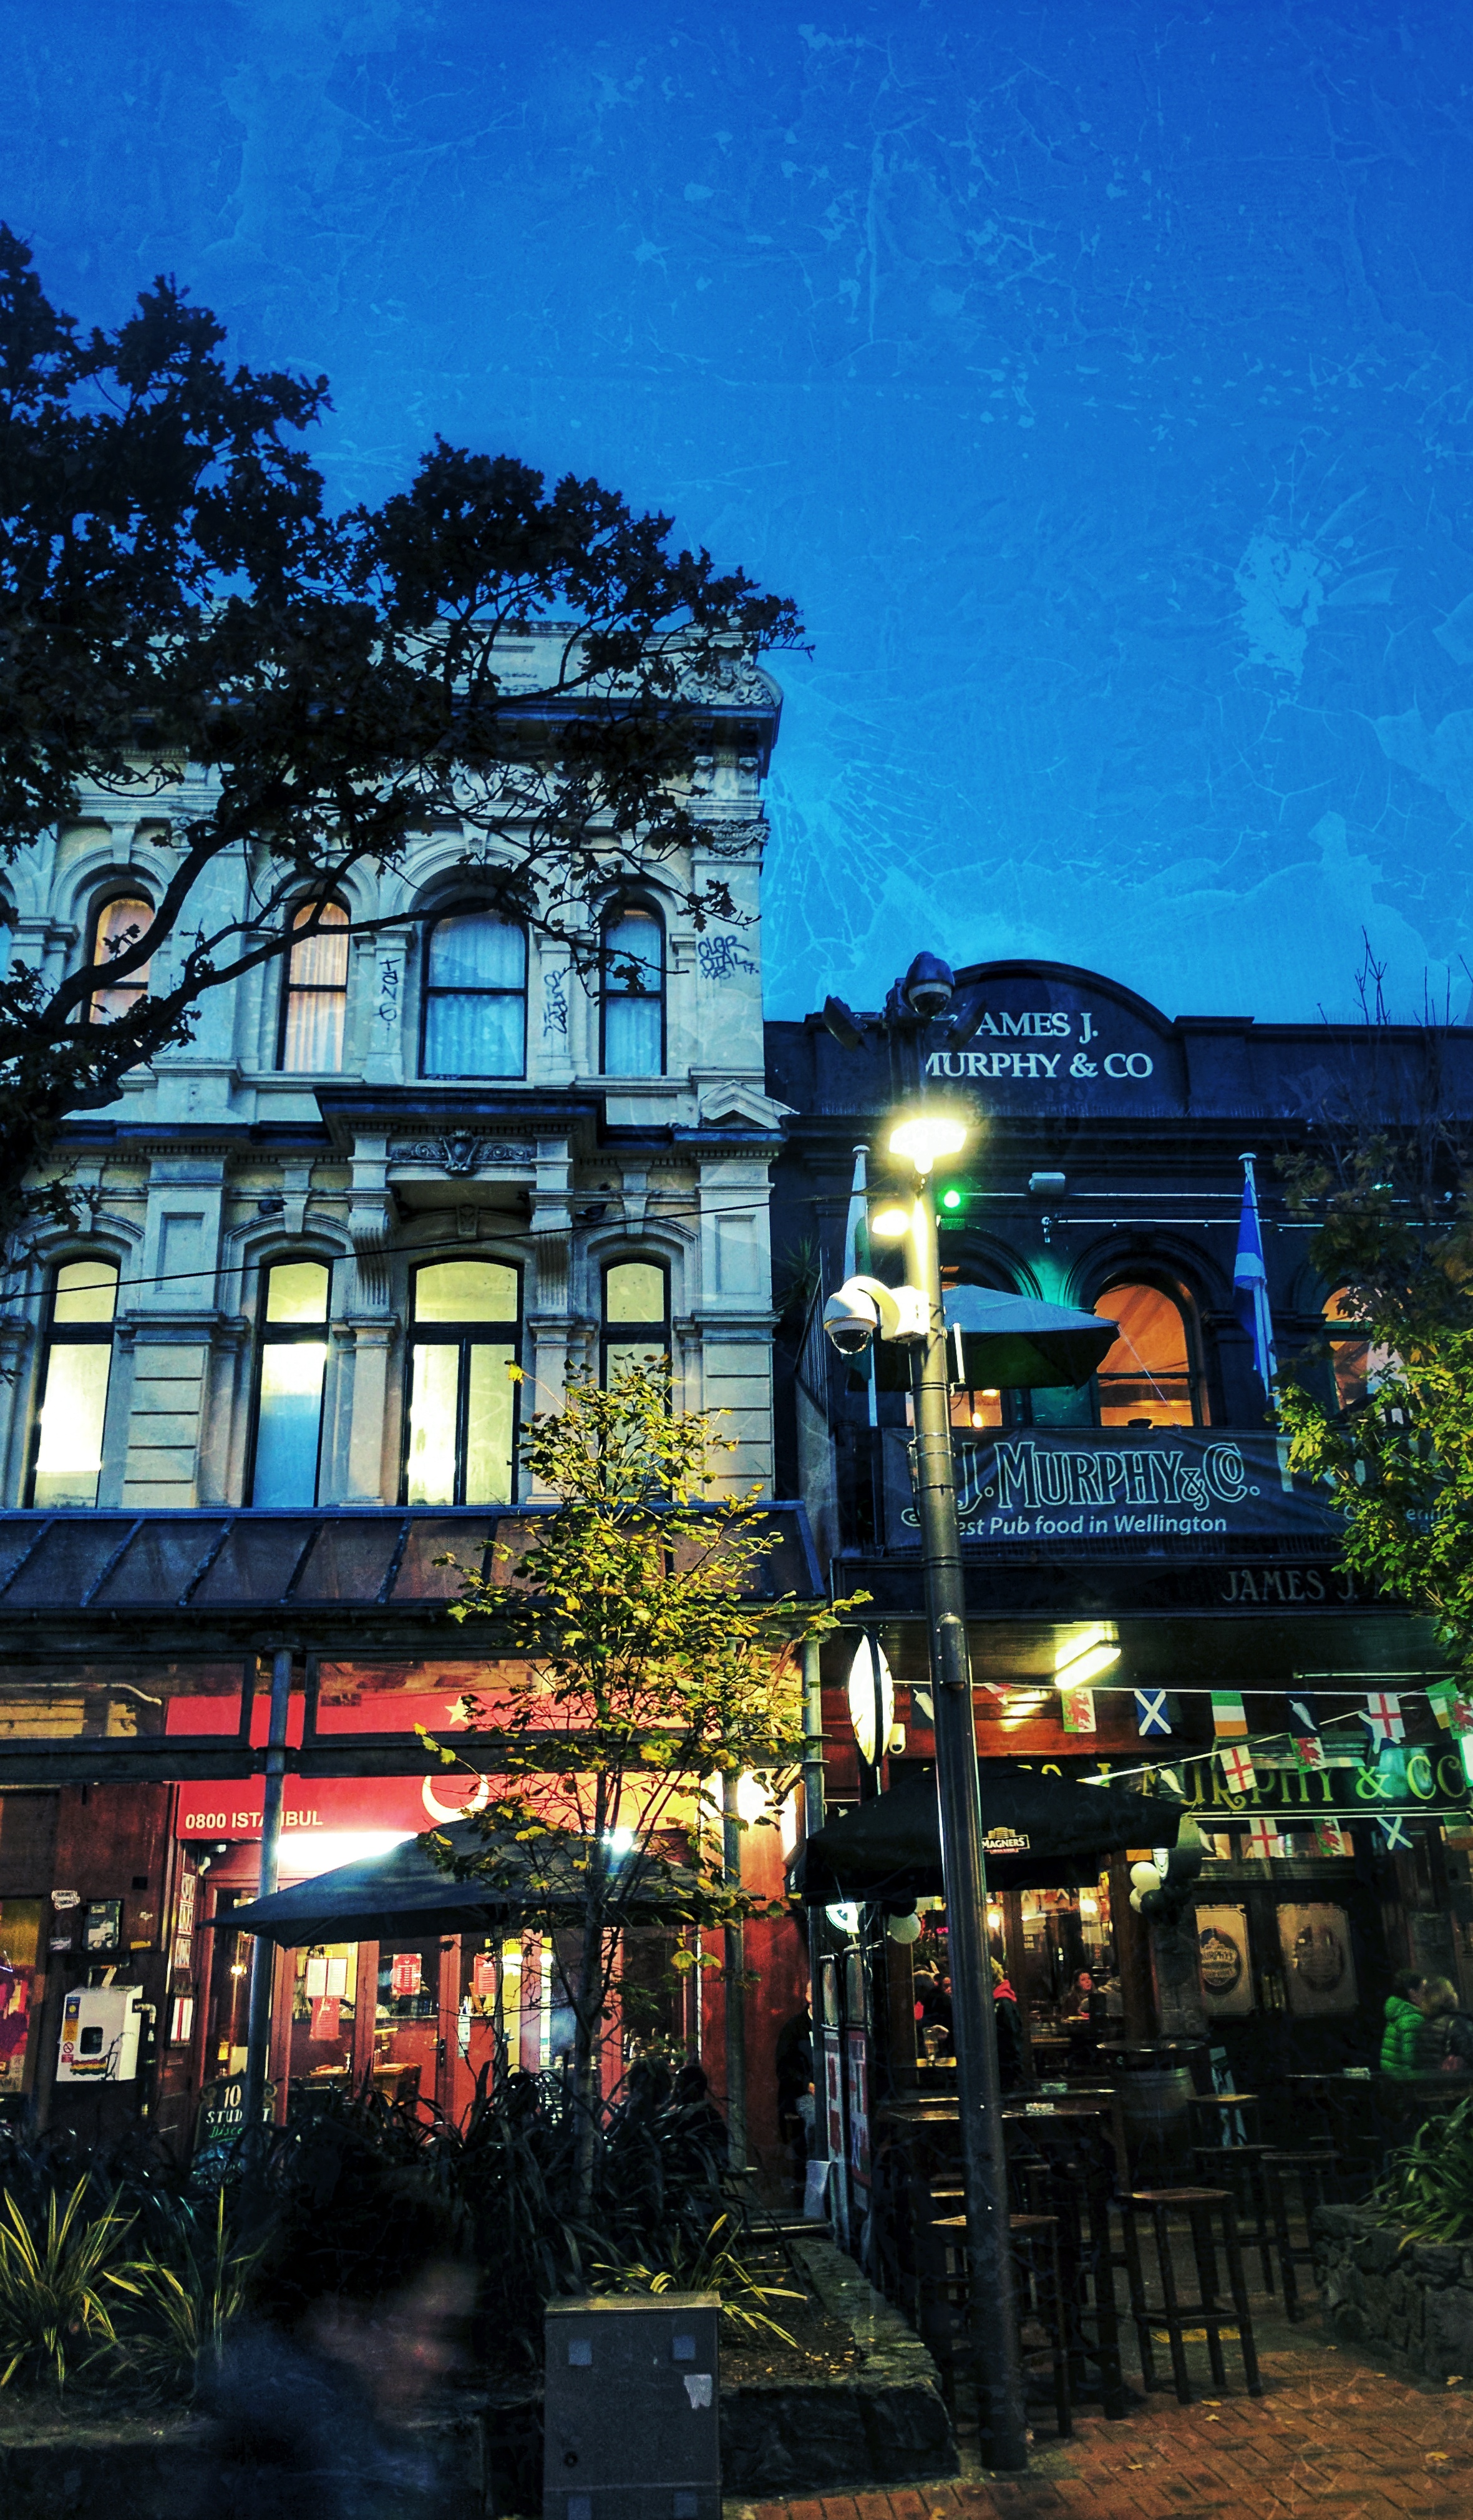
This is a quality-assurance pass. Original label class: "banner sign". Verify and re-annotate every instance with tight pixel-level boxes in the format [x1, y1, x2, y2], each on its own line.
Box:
[175, 1772, 490, 1839]
[1141, 1747, 1472, 1825]
[884, 1428, 1338, 1548]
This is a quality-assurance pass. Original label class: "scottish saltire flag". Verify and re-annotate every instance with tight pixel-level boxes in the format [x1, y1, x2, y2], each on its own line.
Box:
[1211, 1689, 1248, 1739]
[1135, 1688, 1172, 1737]
[1377, 1812, 1412, 1852]
[1234, 1153, 1278, 1389]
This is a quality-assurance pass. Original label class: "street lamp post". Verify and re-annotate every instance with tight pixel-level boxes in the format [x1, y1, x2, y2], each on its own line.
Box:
[892, 1129, 1027, 2472]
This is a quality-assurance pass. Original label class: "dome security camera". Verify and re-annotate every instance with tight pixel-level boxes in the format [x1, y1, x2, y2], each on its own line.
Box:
[902, 951, 956, 1020]
[823, 1282, 880, 1356]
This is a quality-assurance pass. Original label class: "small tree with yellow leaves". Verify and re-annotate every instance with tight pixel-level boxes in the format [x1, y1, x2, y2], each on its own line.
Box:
[422, 1359, 852, 2211]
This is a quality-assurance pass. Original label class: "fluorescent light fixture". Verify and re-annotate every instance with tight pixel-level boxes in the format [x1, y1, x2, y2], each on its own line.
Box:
[888, 1111, 969, 1174]
[1054, 1643, 1121, 1689]
[869, 1202, 912, 1241]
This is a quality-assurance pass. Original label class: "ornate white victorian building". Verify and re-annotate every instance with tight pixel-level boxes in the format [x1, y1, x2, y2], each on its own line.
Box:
[0, 649, 787, 1518]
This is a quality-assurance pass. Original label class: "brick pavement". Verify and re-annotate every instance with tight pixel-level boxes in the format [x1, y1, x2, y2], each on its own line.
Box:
[727, 2322, 1473, 2520]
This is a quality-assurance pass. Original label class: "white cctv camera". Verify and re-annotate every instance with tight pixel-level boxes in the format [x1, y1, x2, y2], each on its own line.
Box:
[823, 1281, 880, 1356]
[824, 1274, 930, 1356]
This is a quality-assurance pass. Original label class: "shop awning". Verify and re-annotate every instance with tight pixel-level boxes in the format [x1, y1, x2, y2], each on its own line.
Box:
[217, 1819, 704, 1946]
[791, 1764, 1182, 1903]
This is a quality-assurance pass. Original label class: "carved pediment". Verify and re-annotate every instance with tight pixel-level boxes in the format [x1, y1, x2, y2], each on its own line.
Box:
[696, 1083, 792, 1131]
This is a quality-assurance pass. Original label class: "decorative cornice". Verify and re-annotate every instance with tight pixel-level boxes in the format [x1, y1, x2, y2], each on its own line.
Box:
[389, 1136, 533, 1175]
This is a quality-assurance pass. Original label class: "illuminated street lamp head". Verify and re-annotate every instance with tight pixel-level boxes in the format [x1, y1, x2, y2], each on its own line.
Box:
[888, 1111, 969, 1176]
[870, 1201, 912, 1241]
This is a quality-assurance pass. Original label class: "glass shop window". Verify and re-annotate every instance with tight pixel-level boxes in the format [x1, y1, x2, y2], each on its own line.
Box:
[89, 895, 153, 1023]
[279, 900, 349, 1073]
[601, 903, 665, 1076]
[421, 910, 527, 1078]
[405, 1259, 520, 1505]
[602, 1259, 670, 1384]
[251, 1260, 331, 1508]
[1092, 1282, 1203, 1427]
[29, 1259, 120, 1508]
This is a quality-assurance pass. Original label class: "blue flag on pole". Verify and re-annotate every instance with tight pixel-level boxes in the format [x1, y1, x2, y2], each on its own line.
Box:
[1234, 1153, 1278, 1388]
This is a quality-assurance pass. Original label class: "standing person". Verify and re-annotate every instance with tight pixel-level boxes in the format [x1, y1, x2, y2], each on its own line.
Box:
[1379, 1968, 1439, 2076]
[1421, 1978, 1473, 2071]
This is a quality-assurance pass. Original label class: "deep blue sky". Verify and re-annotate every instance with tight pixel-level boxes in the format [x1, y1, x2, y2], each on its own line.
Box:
[6, 1, 1473, 1022]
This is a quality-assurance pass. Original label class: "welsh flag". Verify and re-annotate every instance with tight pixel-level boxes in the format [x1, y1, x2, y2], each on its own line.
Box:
[1061, 1688, 1096, 1735]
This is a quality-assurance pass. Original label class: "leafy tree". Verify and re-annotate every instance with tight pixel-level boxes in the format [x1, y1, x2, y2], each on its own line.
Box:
[0, 226, 800, 1238]
[421, 1360, 850, 2210]
[1278, 1138, 1473, 1681]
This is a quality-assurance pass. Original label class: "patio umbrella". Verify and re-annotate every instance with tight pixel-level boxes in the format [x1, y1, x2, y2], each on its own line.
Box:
[215, 1820, 702, 1947]
[791, 1764, 1181, 1905]
[943, 1284, 1119, 1390]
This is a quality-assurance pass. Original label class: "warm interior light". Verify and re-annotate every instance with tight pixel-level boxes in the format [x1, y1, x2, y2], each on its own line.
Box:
[870, 1202, 912, 1241]
[981, 1387, 999, 1399]
[888, 1111, 969, 1174]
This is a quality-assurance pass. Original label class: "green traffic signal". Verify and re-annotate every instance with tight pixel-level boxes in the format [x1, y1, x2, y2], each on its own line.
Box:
[940, 1186, 964, 1211]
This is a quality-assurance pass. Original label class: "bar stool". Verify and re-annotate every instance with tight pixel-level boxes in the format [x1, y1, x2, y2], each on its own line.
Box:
[1119, 2186, 1262, 2405]
[1189, 2093, 1275, 2293]
[929, 2211, 1072, 2436]
[1001, 2110, 1127, 2419]
[1262, 2149, 1341, 2323]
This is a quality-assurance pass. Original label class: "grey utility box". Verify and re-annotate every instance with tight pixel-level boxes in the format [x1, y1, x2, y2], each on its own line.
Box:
[543, 2292, 721, 2520]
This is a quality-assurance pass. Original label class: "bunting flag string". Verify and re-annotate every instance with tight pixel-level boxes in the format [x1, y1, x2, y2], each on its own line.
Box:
[1061, 1688, 1096, 1735]
[1315, 1821, 1354, 1858]
[1363, 1691, 1406, 1747]
[1211, 1689, 1248, 1739]
[1244, 1817, 1285, 1862]
[1134, 1687, 1172, 1737]
[1217, 1742, 1257, 1795]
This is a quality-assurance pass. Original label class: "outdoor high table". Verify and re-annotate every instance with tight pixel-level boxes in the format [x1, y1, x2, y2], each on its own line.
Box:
[1000, 2102, 1127, 2418]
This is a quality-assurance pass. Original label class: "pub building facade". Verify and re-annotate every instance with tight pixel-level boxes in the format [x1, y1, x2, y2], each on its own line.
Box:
[767, 959, 1473, 2198]
[0, 634, 814, 2170]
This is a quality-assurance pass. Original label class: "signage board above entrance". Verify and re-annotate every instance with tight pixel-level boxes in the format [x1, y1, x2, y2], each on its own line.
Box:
[916, 963, 1179, 1106]
[883, 1428, 1338, 1549]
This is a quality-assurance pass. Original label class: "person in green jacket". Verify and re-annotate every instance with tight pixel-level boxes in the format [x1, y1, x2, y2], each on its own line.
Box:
[1381, 1969, 1438, 2076]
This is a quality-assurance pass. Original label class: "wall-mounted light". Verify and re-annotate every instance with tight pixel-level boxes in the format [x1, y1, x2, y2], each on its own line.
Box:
[825, 1902, 861, 1936]
[1054, 1623, 1120, 1689]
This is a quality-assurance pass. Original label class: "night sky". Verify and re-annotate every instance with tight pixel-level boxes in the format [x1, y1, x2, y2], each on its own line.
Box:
[6, 2, 1472, 1024]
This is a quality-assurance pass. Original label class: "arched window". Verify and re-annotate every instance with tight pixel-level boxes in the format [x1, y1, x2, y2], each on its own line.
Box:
[405, 1259, 521, 1504]
[29, 1259, 119, 1507]
[602, 1259, 670, 1384]
[422, 911, 527, 1078]
[1092, 1282, 1205, 1427]
[278, 901, 349, 1073]
[89, 896, 152, 1024]
[1323, 1286, 1391, 1410]
[251, 1259, 331, 1507]
[601, 904, 664, 1076]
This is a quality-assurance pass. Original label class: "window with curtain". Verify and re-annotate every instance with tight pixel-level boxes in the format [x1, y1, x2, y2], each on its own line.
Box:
[602, 1259, 669, 1384]
[1092, 1282, 1203, 1426]
[422, 911, 527, 1078]
[251, 1260, 332, 1507]
[89, 896, 153, 1023]
[601, 904, 665, 1075]
[279, 901, 349, 1072]
[405, 1259, 520, 1504]
[30, 1259, 119, 1507]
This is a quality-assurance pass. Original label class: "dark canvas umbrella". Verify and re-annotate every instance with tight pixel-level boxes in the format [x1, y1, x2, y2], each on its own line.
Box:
[944, 1284, 1119, 1390]
[215, 1821, 701, 1948]
[792, 1764, 1181, 1905]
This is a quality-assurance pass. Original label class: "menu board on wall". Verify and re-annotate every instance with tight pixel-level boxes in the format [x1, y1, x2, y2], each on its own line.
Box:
[1277, 1903, 1358, 2017]
[1196, 1903, 1254, 2017]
